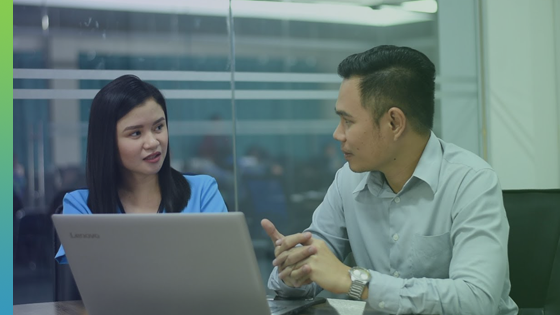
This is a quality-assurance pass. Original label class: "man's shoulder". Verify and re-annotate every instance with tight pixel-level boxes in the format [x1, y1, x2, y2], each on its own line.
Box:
[439, 139, 494, 173]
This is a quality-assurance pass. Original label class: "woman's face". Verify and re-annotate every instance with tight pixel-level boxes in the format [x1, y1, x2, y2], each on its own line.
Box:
[116, 98, 168, 181]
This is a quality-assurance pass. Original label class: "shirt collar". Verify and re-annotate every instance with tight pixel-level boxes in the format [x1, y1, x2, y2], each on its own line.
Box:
[410, 131, 442, 194]
[352, 131, 442, 195]
[352, 172, 370, 194]
[352, 171, 384, 195]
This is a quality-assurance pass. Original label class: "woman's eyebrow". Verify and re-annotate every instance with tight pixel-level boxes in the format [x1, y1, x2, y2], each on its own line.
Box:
[123, 117, 165, 131]
[152, 117, 165, 125]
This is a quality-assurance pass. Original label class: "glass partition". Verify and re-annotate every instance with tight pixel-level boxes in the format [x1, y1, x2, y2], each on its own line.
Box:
[13, 0, 482, 303]
[13, 1, 233, 303]
[230, 0, 442, 290]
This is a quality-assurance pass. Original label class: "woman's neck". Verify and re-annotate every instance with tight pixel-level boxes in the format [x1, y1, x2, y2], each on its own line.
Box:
[118, 174, 161, 214]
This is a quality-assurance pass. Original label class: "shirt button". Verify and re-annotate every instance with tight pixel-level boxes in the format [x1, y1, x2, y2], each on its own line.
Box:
[378, 301, 385, 309]
[393, 271, 400, 277]
[394, 197, 401, 203]
[392, 234, 399, 241]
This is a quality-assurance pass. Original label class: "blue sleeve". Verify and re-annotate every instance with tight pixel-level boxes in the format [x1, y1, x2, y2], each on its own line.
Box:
[199, 176, 228, 213]
[55, 191, 92, 264]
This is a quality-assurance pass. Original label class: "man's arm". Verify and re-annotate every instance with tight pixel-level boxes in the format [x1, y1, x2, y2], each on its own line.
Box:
[267, 168, 351, 298]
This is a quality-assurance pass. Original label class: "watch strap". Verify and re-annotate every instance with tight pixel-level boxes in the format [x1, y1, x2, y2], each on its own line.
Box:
[348, 281, 366, 300]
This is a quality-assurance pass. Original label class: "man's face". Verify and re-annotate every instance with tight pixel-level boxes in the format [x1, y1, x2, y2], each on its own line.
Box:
[333, 77, 393, 173]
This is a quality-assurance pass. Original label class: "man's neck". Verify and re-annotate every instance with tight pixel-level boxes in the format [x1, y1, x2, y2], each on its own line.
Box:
[382, 132, 430, 194]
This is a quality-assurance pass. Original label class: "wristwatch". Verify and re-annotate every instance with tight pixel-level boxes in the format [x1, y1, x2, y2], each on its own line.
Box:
[348, 267, 371, 300]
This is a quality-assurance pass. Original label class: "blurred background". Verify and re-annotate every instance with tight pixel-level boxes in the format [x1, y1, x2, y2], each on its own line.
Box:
[13, 0, 560, 305]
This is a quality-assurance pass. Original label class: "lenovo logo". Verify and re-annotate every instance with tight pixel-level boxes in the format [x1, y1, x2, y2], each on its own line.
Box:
[69, 233, 100, 239]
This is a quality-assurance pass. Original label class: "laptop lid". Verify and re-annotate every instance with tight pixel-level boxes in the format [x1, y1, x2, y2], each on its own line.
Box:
[53, 212, 306, 315]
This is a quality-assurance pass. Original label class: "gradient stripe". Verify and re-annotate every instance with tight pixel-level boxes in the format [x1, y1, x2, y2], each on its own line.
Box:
[2, 0, 13, 311]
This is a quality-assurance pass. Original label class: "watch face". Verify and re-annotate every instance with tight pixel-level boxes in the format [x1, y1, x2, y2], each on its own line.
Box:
[350, 267, 371, 282]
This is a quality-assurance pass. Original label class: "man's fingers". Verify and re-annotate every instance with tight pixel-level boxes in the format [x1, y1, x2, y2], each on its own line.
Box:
[278, 265, 294, 280]
[290, 264, 312, 286]
[273, 245, 316, 267]
[261, 219, 284, 244]
[284, 245, 316, 267]
[274, 232, 313, 256]
[278, 264, 312, 288]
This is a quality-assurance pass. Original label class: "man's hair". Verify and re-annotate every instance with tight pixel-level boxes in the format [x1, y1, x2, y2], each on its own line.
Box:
[337, 45, 435, 134]
[86, 74, 190, 214]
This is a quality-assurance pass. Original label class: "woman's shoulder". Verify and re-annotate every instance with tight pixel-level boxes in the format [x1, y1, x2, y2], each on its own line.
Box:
[64, 188, 90, 200]
[62, 189, 91, 213]
[181, 174, 227, 213]
[183, 174, 217, 187]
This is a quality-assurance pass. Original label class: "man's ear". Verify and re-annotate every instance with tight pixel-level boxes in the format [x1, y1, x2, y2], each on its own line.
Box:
[387, 107, 406, 140]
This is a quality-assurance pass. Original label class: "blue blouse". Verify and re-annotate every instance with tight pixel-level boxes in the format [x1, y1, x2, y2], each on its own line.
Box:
[55, 174, 227, 263]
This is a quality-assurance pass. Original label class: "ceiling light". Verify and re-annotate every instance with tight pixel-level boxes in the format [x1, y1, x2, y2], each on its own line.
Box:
[14, 0, 433, 27]
[400, 0, 438, 14]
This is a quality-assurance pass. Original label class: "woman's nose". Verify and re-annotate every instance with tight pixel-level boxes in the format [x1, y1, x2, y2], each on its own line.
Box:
[144, 133, 159, 149]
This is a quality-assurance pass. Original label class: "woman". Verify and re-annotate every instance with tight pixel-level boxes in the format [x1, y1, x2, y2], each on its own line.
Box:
[55, 75, 227, 263]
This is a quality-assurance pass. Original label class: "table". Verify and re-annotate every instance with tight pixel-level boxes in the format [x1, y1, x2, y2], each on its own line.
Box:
[13, 298, 389, 315]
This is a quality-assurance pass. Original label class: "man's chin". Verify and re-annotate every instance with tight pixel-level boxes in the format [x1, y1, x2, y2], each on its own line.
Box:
[347, 162, 367, 173]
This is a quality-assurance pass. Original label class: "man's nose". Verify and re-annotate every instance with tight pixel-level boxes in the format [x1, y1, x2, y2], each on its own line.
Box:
[333, 122, 345, 142]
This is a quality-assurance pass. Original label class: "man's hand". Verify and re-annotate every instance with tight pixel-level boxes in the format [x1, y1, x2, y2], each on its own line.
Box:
[273, 241, 317, 287]
[261, 219, 313, 257]
[261, 219, 315, 287]
[287, 238, 352, 294]
[261, 219, 285, 246]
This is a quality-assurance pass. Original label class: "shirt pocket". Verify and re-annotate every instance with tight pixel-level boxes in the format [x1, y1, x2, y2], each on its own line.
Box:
[409, 232, 452, 279]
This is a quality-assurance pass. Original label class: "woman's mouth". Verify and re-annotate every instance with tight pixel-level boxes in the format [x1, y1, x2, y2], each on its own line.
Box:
[144, 152, 161, 163]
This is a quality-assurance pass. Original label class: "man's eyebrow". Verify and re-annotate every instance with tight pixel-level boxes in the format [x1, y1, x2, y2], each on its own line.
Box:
[335, 108, 353, 118]
[123, 117, 165, 131]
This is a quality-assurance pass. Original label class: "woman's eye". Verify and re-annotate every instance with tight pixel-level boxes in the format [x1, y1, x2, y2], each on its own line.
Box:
[156, 124, 164, 131]
[130, 131, 140, 137]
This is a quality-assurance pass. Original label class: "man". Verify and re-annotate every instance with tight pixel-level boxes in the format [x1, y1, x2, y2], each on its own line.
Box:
[262, 45, 518, 314]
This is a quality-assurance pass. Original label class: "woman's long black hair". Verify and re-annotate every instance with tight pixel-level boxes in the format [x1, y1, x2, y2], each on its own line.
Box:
[86, 74, 190, 213]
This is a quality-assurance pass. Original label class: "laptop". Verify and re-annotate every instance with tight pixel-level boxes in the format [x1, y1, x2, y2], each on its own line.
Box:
[52, 212, 325, 315]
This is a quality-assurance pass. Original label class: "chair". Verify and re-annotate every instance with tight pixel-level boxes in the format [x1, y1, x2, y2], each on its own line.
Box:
[13, 207, 53, 270]
[13, 207, 57, 304]
[503, 189, 560, 315]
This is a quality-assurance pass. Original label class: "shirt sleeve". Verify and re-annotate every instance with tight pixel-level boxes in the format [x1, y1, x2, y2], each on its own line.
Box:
[54, 192, 92, 264]
[267, 168, 351, 298]
[365, 169, 511, 314]
[199, 176, 228, 213]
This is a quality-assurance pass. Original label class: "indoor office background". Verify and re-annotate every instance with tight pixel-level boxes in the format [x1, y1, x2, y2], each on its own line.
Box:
[13, 0, 503, 305]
